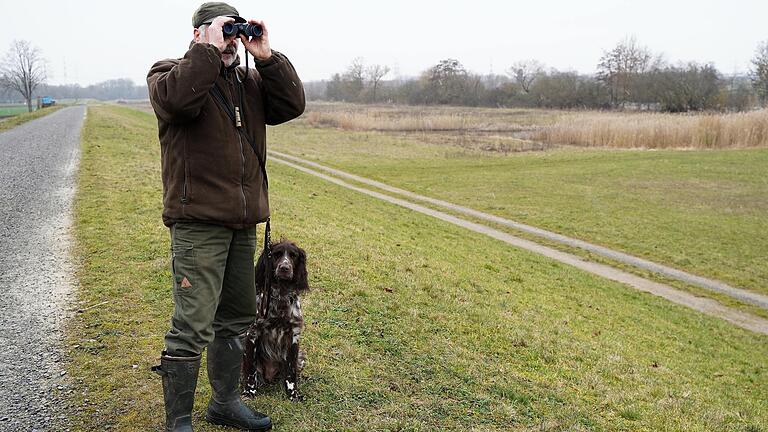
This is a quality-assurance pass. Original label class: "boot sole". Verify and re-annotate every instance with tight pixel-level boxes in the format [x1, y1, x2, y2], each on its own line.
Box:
[205, 412, 272, 431]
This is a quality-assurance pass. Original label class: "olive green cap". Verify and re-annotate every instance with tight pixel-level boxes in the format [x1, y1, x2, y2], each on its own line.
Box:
[192, 2, 246, 28]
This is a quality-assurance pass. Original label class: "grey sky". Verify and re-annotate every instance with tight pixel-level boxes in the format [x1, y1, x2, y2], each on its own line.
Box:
[1, 0, 766, 86]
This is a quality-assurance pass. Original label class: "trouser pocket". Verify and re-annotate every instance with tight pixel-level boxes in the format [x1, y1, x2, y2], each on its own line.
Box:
[172, 241, 197, 293]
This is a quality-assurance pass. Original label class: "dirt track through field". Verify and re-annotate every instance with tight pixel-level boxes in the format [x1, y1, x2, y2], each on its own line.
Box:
[0, 106, 84, 430]
[270, 151, 768, 310]
[269, 152, 768, 336]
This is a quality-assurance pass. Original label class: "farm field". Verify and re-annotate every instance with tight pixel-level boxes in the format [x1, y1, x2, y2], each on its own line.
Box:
[67, 104, 768, 431]
[269, 102, 768, 298]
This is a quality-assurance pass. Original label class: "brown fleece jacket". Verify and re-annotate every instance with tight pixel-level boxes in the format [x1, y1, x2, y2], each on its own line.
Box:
[147, 43, 305, 229]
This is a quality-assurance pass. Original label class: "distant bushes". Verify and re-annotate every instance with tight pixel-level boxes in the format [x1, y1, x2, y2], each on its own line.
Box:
[315, 38, 768, 113]
[315, 58, 757, 113]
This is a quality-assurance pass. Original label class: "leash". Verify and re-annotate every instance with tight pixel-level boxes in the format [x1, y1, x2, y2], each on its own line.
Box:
[259, 218, 272, 319]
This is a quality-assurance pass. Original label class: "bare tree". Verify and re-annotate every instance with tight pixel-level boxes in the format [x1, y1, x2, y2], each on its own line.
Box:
[0, 40, 46, 112]
[508, 60, 544, 93]
[597, 36, 659, 107]
[347, 57, 365, 85]
[344, 57, 366, 101]
[366, 64, 390, 103]
[751, 40, 768, 107]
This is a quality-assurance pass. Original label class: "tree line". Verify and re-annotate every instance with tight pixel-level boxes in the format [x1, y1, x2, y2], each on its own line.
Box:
[0, 78, 149, 105]
[36, 79, 148, 102]
[319, 38, 768, 112]
[0, 40, 149, 108]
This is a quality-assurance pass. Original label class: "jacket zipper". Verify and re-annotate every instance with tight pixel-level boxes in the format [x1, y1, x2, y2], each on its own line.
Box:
[225, 70, 248, 224]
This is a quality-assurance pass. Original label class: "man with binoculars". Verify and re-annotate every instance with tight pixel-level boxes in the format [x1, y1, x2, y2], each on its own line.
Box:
[146, 2, 305, 431]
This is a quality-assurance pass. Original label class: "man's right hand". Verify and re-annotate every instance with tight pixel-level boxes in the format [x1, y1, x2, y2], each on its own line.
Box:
[206, 16, 235, 53]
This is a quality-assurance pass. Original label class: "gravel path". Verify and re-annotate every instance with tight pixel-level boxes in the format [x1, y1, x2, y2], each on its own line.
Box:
[270, 153, 768, 336]
[0, 106, 85, 431]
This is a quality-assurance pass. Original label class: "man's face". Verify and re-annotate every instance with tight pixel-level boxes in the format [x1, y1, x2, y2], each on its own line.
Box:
[194, 24, 239, 67]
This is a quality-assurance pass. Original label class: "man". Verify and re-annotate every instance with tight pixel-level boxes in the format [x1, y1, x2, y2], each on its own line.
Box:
[146, 2, 305, 431]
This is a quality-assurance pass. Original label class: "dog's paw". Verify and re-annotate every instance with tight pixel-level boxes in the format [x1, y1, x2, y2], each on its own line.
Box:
[284, 380, 304, 402]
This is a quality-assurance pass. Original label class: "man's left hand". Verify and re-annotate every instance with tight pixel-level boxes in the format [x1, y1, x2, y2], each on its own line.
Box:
[240, 20, 272, 61]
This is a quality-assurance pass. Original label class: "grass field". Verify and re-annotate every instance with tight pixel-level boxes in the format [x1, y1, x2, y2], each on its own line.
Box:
[67, 105, 768, 431]
[269, 104, 768, 299]
[0, 104, 30, 117]
[0, 105, 63, 132]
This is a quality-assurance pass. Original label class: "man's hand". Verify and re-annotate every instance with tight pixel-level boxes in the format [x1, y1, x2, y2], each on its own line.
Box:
[206, 16, 235, 53]
[240, 20, 272, 61]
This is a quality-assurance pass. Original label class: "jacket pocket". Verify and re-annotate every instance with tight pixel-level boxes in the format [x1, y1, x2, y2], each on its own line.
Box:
[181, 159, 191, 205]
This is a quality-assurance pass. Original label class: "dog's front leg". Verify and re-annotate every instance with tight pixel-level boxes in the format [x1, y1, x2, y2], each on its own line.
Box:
[281, 333, 303, 401]
[241, 329, 265, 398]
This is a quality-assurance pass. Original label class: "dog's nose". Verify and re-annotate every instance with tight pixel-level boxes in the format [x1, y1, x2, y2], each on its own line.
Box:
[276, 262, 292, 278]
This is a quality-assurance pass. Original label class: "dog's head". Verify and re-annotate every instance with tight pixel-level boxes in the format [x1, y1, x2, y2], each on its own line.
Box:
[257, 240, 309, 293]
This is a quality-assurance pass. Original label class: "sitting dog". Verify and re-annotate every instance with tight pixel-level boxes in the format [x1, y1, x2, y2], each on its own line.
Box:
[242, 240, 308, 401]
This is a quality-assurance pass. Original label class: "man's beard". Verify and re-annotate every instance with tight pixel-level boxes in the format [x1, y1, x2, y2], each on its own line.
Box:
[222, 48, 237, 67]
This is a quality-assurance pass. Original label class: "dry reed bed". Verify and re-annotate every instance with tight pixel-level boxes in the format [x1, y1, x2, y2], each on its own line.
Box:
[535, 109, 768, 149]
[303, 102, 558, 133]
[305, 110, 532, 132]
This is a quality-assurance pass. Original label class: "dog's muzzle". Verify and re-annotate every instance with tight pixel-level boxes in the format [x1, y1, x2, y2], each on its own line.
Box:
[275, 259, 293, 280]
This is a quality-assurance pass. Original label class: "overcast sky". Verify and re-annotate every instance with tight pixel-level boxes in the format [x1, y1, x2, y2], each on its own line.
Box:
[1, 0, 766, 86]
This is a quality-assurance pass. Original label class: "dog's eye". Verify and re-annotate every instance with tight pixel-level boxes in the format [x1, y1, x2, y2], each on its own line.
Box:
[289, 251, 297, 259]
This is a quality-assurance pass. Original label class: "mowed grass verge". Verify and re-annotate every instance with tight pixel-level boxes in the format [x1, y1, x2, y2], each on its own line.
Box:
[69, 105, 768, 431]
[269, 121, 768, 296]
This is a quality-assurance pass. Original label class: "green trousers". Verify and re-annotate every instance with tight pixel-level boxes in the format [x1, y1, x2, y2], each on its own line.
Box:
[165, 222, 258, 357]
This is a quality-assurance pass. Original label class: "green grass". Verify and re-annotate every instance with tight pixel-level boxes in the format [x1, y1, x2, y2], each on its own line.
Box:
[0, 105, 30, 116]
[269, 121, 768, 297]
[0, 105, 64, 132]
[67, 105, 768, 431]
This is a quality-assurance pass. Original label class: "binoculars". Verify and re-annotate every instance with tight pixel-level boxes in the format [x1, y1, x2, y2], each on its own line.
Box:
[223, 22, 263, 38]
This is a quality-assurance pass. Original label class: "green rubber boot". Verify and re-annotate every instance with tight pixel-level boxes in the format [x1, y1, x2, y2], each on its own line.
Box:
[204, 337, 272, 431]
[152, 351, 201, 432]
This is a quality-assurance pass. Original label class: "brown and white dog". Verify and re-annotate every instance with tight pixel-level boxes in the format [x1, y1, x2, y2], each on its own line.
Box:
[242, 240, 308, 401]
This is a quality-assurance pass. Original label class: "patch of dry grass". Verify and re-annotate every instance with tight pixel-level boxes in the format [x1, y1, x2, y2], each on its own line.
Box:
[301, 102, 558, 153]
[306, 109, 512, 132]
[301, 102, 768, 150]
[304, 102, 557, 132]
[535, 109, 768, 149]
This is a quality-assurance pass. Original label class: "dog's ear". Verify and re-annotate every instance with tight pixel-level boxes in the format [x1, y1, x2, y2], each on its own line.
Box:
[294, 246, 309, 293]
[255, 246, 268, 290]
